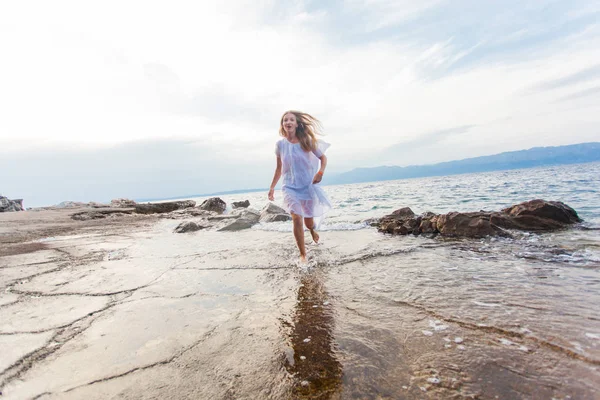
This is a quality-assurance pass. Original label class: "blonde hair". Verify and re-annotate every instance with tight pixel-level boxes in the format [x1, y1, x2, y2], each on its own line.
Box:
[279, 110, 323, 152]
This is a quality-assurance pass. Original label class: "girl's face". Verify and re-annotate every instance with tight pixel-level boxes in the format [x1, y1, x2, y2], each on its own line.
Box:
[282, 113, 298, 136]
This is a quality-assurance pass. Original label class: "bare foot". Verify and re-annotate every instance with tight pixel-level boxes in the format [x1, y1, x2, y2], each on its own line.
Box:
[309, 229, 320, 244]
[299, 254, 307, 263]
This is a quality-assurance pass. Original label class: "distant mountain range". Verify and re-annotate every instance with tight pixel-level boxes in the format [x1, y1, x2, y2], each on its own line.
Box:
[140, 142, 599, 202]
[328, 142, 600, 185]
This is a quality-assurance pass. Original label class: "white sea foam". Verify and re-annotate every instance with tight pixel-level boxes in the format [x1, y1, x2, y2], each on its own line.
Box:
[585, 333, 600, 340]
[253, 221, 368, 232]
[429, 320, 448, 331]
[473, 301, 501, 308]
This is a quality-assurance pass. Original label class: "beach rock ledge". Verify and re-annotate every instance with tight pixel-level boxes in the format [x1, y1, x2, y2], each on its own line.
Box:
[378, 199, 582, 238]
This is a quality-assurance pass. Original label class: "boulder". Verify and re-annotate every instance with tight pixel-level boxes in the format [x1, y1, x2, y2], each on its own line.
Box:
[0, 196, 24, 212]
[174, 221, 206, 233]
[218, 209, 261, 231]
[377, 199, 582, 238]
[501, 199, 582, 225]
[260, 203, 291, 223]
[378, 207, 422, 234]
[232, 200, 250, 209]
[111, 198, 137, 208]
[435, 212, 509, 238]
[378, 199, 581, 238]
[135, 200, 196, 214]
[199, 197, 227, 214]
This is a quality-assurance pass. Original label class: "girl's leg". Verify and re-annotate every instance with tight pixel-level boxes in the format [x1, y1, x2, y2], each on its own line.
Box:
[304, 217, 319, 243]
[292, 213, 307, 261]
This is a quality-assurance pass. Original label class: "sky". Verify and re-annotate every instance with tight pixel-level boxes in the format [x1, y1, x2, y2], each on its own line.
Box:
[1, 0, 599, 207]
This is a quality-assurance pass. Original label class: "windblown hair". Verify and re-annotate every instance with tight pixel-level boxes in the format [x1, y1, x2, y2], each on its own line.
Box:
[279, 110, 323, 152]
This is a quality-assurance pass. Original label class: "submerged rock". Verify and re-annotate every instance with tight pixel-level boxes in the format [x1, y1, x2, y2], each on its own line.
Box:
[260, 203, 291, 223]
[135, 200, 196, 214]
[378, 199, 582, 238]
[199, 197, 227, 214]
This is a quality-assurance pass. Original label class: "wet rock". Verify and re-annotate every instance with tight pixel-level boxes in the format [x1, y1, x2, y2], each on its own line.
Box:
[378, 207, 422, 235]
[378, 199, 581, 238]
[260, 203, 291, 223]
[501, 199, 582, 225]
[391, 207, 415, 219]
[111, 198, 137, 208]
[362, 217, 380, 227]
[199, 197, 226, 214]
[0, 196, 24, 212]
[232, 200, 250, 209]
[436, 212, 509, 238]
[218, 209, 260, 231]
[135, 200, 196, 214]
[174, 221, 206, 233]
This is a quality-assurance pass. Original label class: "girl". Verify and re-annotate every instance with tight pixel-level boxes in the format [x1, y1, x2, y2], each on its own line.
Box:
[268, 110, 331, 262]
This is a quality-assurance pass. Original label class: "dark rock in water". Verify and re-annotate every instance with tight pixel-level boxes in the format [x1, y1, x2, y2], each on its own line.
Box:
[174, 221, 206, 233]
[378, 207, 422, 235]
[435, 212, 509, 238]
[260, 203, 291, 223]
[232, 200, 250, 209]
[391, 207, 415, 218]
[72, 208, 134, 221]
[135, 200, 196, 214]
[378, 199, 582, 238]
[111, 198, 137, 208]
[0, 196, 24, 212]
[502, 199, 582, 225]
[199, 197, 226, 214]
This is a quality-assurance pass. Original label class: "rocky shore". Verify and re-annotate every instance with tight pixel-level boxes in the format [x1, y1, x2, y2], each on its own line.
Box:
[1, 197, 597, 399]
[377, 199, 582, 238]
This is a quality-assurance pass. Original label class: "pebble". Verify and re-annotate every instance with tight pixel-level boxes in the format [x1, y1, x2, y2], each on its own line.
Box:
[300, 356, 306, 360]
[303, 338, 311, 343]
[454, 337, 464, 343]
[301, 381, 309, 387]
[457, 345, 466, 350]
[427, 377, 441, 384]
[422, 330, 434, 336]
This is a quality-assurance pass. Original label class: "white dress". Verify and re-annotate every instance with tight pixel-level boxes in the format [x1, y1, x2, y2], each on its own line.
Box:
[275, 138, 332, 218]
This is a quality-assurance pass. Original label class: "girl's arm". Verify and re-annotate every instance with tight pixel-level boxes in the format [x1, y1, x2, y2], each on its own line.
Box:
[268, 156, 282, 201]
[312, 154, 327, 184]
